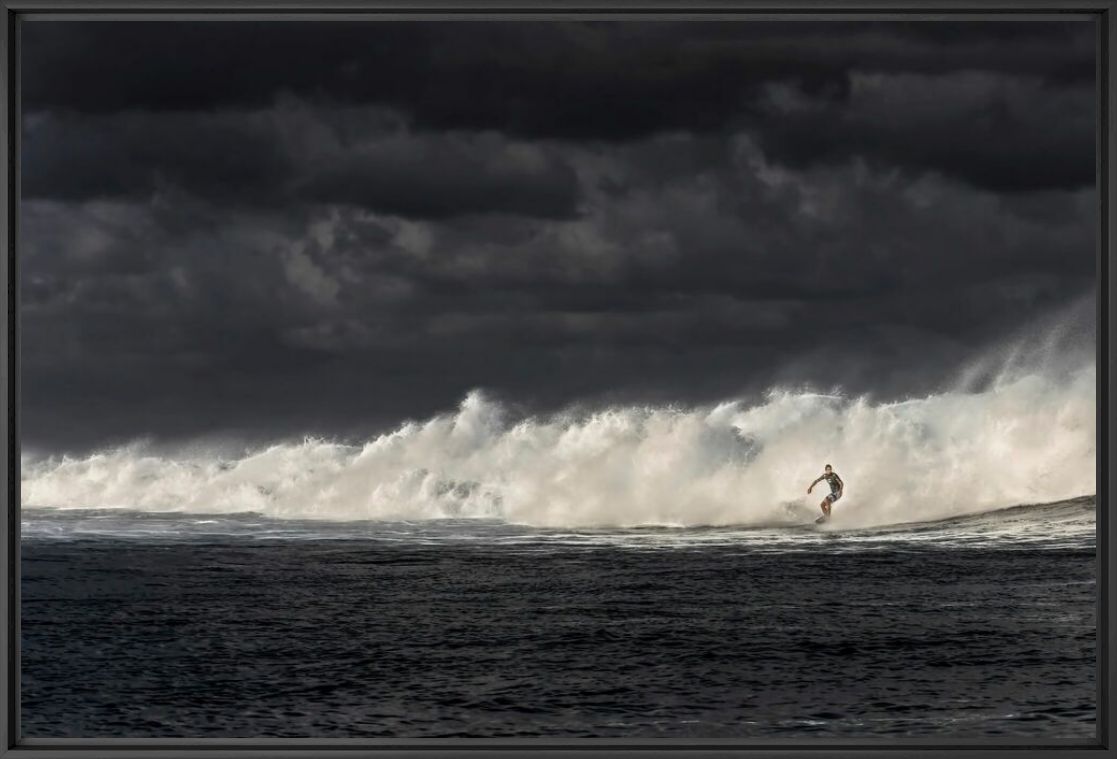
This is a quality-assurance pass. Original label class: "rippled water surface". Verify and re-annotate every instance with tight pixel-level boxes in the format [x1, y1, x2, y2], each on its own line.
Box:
[21, 497, 1096, 738]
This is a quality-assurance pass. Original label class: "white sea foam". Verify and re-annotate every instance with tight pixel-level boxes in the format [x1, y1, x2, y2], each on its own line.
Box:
[21, 356, 1095, 529]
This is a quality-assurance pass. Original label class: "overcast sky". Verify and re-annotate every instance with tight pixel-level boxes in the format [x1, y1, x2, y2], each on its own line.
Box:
[20, 20, 1097, 453]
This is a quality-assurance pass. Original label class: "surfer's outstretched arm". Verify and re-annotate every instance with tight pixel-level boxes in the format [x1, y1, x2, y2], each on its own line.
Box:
[807, 475, 823, 493]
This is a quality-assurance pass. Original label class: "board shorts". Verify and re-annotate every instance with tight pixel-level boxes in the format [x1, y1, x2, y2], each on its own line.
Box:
[825, 492, 842, 504]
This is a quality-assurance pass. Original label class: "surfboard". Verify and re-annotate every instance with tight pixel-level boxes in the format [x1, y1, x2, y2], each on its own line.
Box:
[814, 513, 830, 524]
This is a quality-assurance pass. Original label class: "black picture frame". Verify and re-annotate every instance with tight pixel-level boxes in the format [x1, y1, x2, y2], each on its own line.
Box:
[0, 3, 1112, 757]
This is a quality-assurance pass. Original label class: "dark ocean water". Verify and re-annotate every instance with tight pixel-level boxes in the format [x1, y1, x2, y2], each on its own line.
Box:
[20, 497, 1097, 739]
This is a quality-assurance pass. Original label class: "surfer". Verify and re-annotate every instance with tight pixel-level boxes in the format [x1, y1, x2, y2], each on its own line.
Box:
[808, 464, 844, 520]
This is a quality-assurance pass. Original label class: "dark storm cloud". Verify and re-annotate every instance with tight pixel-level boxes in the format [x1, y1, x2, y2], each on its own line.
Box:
[22, 20, 1096, 195]
[22, 111, 292, 204]
[754, 72, 1095, 193]
[18, 20, 1097, 452]
[297, 136, 580, 220]
[23, 21, 1094, 118]
[22, 108, 581, 219]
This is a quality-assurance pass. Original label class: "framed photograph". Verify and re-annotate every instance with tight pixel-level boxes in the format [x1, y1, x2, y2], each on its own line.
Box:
[1, 2, 1111, 757]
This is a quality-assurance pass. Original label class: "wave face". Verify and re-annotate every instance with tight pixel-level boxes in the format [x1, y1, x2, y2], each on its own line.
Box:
[22, 362, 1095, 530]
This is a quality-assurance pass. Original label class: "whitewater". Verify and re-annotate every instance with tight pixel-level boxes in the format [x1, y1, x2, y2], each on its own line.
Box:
[21, 362, 1095, 533]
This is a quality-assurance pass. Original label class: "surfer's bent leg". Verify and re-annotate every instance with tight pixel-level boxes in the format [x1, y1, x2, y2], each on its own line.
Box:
[822, 492, 838, 516]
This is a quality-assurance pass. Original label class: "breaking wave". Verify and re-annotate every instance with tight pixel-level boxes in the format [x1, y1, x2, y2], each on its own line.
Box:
[21, 361, 1095, 530]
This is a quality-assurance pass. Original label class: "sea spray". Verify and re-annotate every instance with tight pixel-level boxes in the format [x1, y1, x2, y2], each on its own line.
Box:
[21, 362, 1095, 529]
